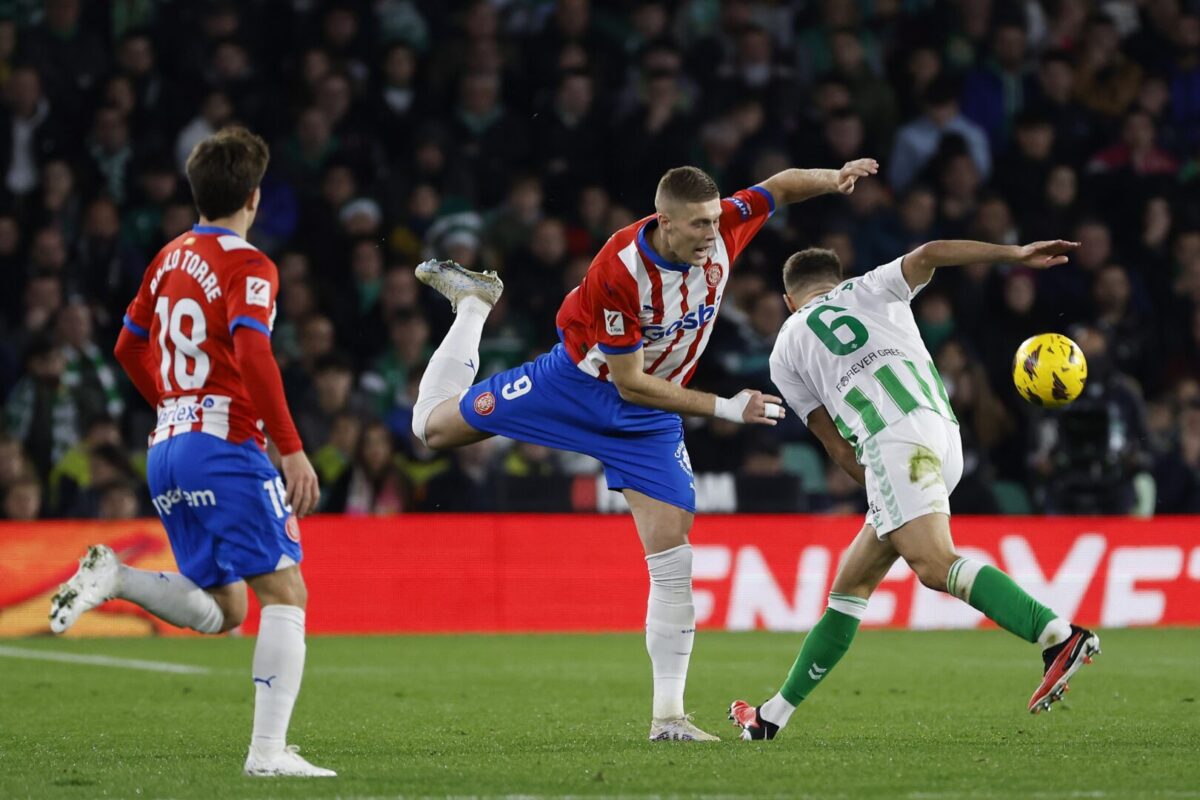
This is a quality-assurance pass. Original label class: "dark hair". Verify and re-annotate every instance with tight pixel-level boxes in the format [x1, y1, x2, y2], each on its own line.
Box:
[655, 166, 719, 207]
[782, 248, 843, 296]
[314, 351, 354, 375]
[184, 126, 269, 219]
[921, 75, 960, 109]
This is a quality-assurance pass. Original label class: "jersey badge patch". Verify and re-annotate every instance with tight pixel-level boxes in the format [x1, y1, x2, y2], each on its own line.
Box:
[705, 262, 723, 287]
[474, 391, 496, 416]
[604, 309, 625, 336]
[246, 277, 271, 308]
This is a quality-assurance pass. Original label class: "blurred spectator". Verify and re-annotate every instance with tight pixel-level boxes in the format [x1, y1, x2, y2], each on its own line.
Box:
[6, 335, 106, 480]
[419, 439, 498, 512]
[961, 17, 1033, 152]
[311, 413, 362, 491]
[325, 422, 409, 515]
[296, 352, 373, 452]
[97, 480, 141, 520]
[3, 475, 42, 520]
[1, 66, 63, 199]
[1074, 14, 1142, 119]
[889, 76, 991, 191]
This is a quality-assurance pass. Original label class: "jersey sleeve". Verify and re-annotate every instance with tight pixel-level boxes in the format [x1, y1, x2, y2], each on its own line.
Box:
[769, 338, 822, 422]
[588, 263, 643, 355]
[223, 253, 280, 337]
[719, 186, 776, 260]
[860, 255, 929, 303]
[123, 251, 163, 339]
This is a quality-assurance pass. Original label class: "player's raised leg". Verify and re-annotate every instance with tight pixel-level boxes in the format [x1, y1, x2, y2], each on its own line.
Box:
[49, 544, 238, 634]
[412, 260, 503, 450]
[625, 489, 719, 742]
[241, 565, 333, 777]
[731, 524, 899, 740]
[890, 513, 1100, 713]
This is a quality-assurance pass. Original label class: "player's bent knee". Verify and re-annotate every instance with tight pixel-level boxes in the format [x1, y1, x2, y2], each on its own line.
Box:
[217, 608, 246, 633]
[909, 555, 953, 593]
[247, 566, 309, 609]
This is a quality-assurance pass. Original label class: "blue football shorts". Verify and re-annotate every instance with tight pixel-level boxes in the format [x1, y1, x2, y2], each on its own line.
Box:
[146, 432, 302, 589]
[460, 344, 696, 512]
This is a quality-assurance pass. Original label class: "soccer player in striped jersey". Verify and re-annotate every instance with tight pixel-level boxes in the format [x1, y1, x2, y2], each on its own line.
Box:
[729, 239, 1101, 741]
[413, 159, 878, 741]
[48, 128, 333, 777]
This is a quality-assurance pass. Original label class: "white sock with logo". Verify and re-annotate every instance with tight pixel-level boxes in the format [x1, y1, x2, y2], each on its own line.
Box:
[411, 295, 489, 445]
[117, 566, 224, 634]
[251, 605, 307, 756]
[645, 544, 695, 720]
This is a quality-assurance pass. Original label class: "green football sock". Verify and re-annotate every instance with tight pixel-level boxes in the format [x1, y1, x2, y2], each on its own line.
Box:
[778, 594, 865, 706]
[947, 558, 1057, 643]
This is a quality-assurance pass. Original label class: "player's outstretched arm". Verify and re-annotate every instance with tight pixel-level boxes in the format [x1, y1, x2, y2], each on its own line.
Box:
[607, 349, 784, 425]
[758, 159, 879, 205]
[806, 406, 866, 487]
[902, 239, 1080, 291]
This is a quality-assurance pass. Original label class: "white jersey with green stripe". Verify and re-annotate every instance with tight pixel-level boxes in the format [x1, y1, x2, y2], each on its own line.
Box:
[769, 256, 957, 454]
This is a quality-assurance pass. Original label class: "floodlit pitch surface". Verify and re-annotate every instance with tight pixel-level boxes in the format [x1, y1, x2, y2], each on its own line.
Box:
[1, 629, 1197, 799]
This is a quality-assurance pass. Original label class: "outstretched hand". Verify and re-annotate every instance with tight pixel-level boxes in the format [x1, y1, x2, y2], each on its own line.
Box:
[1016, 240, 1081, 269]
[836, 159, 879, 194]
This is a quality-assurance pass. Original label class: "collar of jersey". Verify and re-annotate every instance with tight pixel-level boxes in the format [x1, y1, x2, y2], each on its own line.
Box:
[636, 220, 691, 273]
[192, 224, 239, 237]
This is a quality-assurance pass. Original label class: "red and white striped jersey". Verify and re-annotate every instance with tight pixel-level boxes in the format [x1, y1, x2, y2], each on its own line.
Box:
[556, 186, 775, 384]
[123, 224, 280, 449]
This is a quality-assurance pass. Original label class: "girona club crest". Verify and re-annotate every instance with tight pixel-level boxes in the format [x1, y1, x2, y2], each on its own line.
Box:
[285, 515, 301, 543]
[705, 262, 723, 287]
[474, 391, 496, 416]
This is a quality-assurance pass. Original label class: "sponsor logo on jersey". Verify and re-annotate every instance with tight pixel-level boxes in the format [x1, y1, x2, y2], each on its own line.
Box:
[705, 262, 723, 287]
[157, 403, 201, 428]
[246, 277, 271, 308]
[285, 515, 301, 543]
[604, 309, 625, 336]
[474, 391, 496, 416]
[642, 302, 717, 341]
[730, 196, 751, 219]
[151, 486, 217, 517]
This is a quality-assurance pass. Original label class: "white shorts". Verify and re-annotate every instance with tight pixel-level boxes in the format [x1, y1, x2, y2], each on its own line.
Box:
[861, 408, 963, 538]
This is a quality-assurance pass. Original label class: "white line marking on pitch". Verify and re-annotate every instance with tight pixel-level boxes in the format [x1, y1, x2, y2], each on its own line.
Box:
[0, 645, 210, 674]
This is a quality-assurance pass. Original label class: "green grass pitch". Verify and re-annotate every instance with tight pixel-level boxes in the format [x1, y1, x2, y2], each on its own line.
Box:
[1, 628, 1198, 799]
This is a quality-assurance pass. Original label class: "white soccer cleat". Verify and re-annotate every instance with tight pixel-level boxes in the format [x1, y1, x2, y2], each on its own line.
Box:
[244, 745, 337, 778]
[648, 715, 721, 742]
[48, 544, 121, 634]
[415, 259, 503, 311]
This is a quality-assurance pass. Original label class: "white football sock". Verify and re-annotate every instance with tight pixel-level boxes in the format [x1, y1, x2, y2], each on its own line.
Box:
[251, 605, 307, 755]
[117, 565, 224, 634]
[1038, 617, 1073, 649]
[411, 295, 489, 445]
[760, 692, 796, 727]
[645, 544, 695, 720]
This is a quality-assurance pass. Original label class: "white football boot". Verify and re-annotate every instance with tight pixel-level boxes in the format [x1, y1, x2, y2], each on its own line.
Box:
[49, 544, 121, 634]
[648, 715, 721, 742]
[244, 745, 337, 777]
[415, 259, 503, 311]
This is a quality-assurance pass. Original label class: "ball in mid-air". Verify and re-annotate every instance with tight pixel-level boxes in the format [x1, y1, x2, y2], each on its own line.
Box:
[1012, 333, 1087, 408]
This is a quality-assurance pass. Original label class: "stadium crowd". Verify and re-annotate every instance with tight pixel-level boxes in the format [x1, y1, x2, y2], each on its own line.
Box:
[2, 0, 1200, 519]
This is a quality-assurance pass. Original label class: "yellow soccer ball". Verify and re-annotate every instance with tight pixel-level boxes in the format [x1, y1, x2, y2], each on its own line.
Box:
[1012, 333, 1087, 408]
